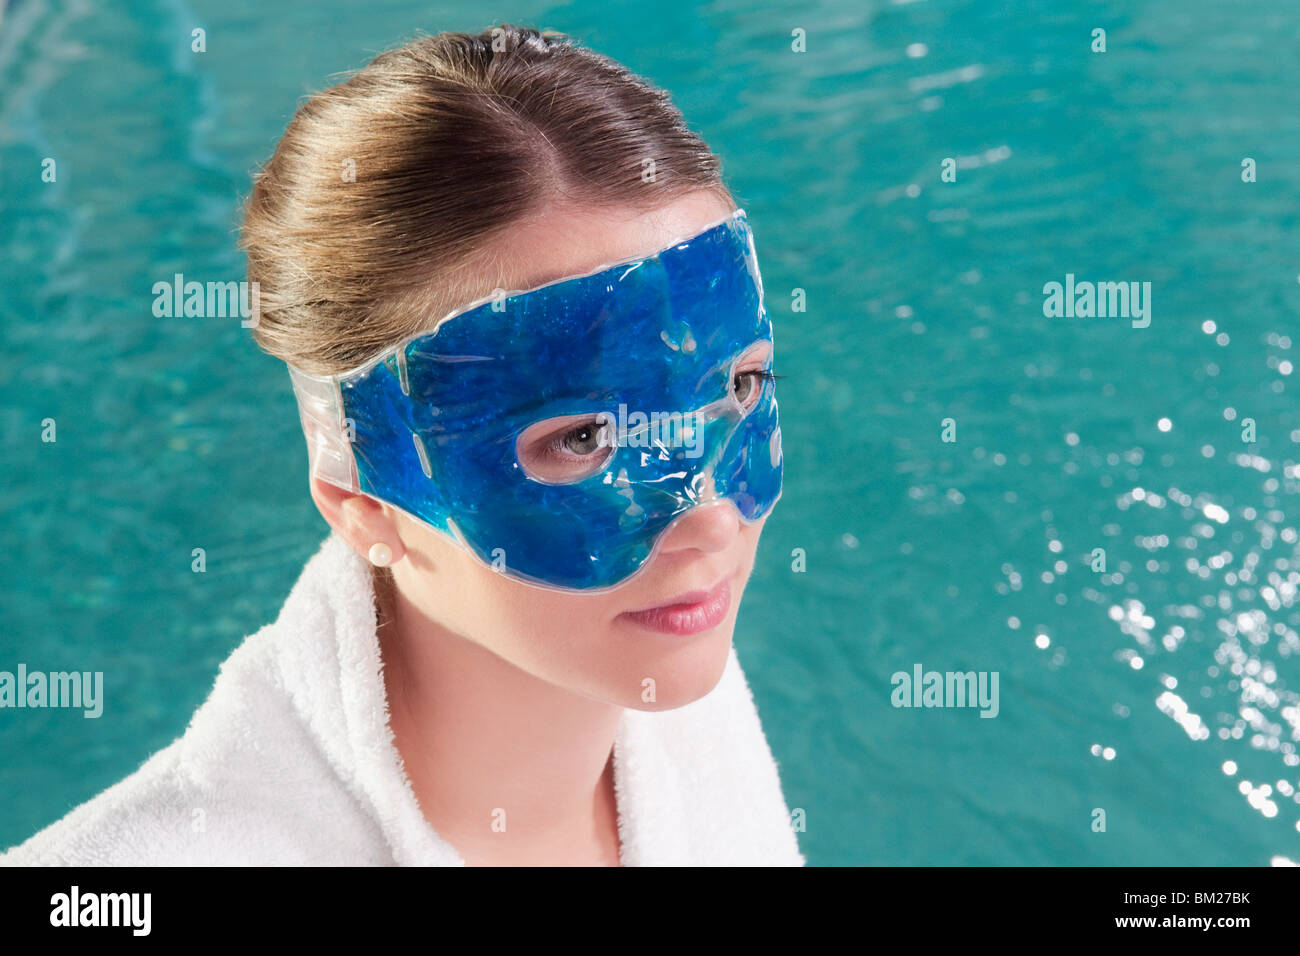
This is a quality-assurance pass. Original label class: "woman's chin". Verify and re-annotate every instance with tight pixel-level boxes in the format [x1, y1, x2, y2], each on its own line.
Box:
[604, 624, 736, 712]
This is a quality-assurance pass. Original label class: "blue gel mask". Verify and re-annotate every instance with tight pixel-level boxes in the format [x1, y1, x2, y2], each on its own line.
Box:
[287, 208, 782, 591]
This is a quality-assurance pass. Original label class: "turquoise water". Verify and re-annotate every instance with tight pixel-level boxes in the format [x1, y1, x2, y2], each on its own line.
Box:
[3, 0, 1300, 866]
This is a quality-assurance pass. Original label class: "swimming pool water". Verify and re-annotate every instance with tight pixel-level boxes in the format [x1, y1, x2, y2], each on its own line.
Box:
[3, 0, 1299, 865]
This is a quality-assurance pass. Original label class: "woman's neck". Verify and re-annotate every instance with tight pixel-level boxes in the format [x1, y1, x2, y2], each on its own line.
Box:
[373, 568, 624, 865]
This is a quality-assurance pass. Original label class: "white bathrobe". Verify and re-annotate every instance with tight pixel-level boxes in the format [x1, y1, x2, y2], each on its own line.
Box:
[2, 533, 805, 866]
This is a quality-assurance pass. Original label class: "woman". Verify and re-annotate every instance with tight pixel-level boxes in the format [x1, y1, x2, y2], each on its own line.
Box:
[2, 24, 802, 866]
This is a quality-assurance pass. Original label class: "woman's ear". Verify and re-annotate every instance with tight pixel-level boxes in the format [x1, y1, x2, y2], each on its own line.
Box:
[309, 476, 407, 566]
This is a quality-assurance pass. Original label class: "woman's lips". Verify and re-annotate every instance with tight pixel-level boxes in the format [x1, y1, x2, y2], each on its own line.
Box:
[618, 579, 732, 636]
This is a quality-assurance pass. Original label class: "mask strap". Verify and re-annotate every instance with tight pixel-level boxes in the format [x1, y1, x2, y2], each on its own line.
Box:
[288, 366, 360, 492]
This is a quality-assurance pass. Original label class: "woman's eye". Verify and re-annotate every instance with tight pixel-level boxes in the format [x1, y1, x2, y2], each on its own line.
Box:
[732, 369, 772, 409]
[560, 423, 604, 456]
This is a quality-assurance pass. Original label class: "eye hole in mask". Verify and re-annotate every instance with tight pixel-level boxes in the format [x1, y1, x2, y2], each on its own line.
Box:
[515, 340, 774, 486]
[515, 413, 618, 485]
[729, 340, 775, 412]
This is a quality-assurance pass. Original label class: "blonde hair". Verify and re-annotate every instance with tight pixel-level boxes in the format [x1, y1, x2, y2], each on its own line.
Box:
[238, 23, 735, 377]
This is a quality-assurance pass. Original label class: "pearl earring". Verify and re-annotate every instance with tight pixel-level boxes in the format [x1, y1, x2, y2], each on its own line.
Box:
[368, 542, 393, 567]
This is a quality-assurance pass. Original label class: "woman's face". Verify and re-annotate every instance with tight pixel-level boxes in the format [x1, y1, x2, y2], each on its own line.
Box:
[361, 190, 771, 710]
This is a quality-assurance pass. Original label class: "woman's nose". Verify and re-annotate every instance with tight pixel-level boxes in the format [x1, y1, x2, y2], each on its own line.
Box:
[656, 497, 742, 555]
